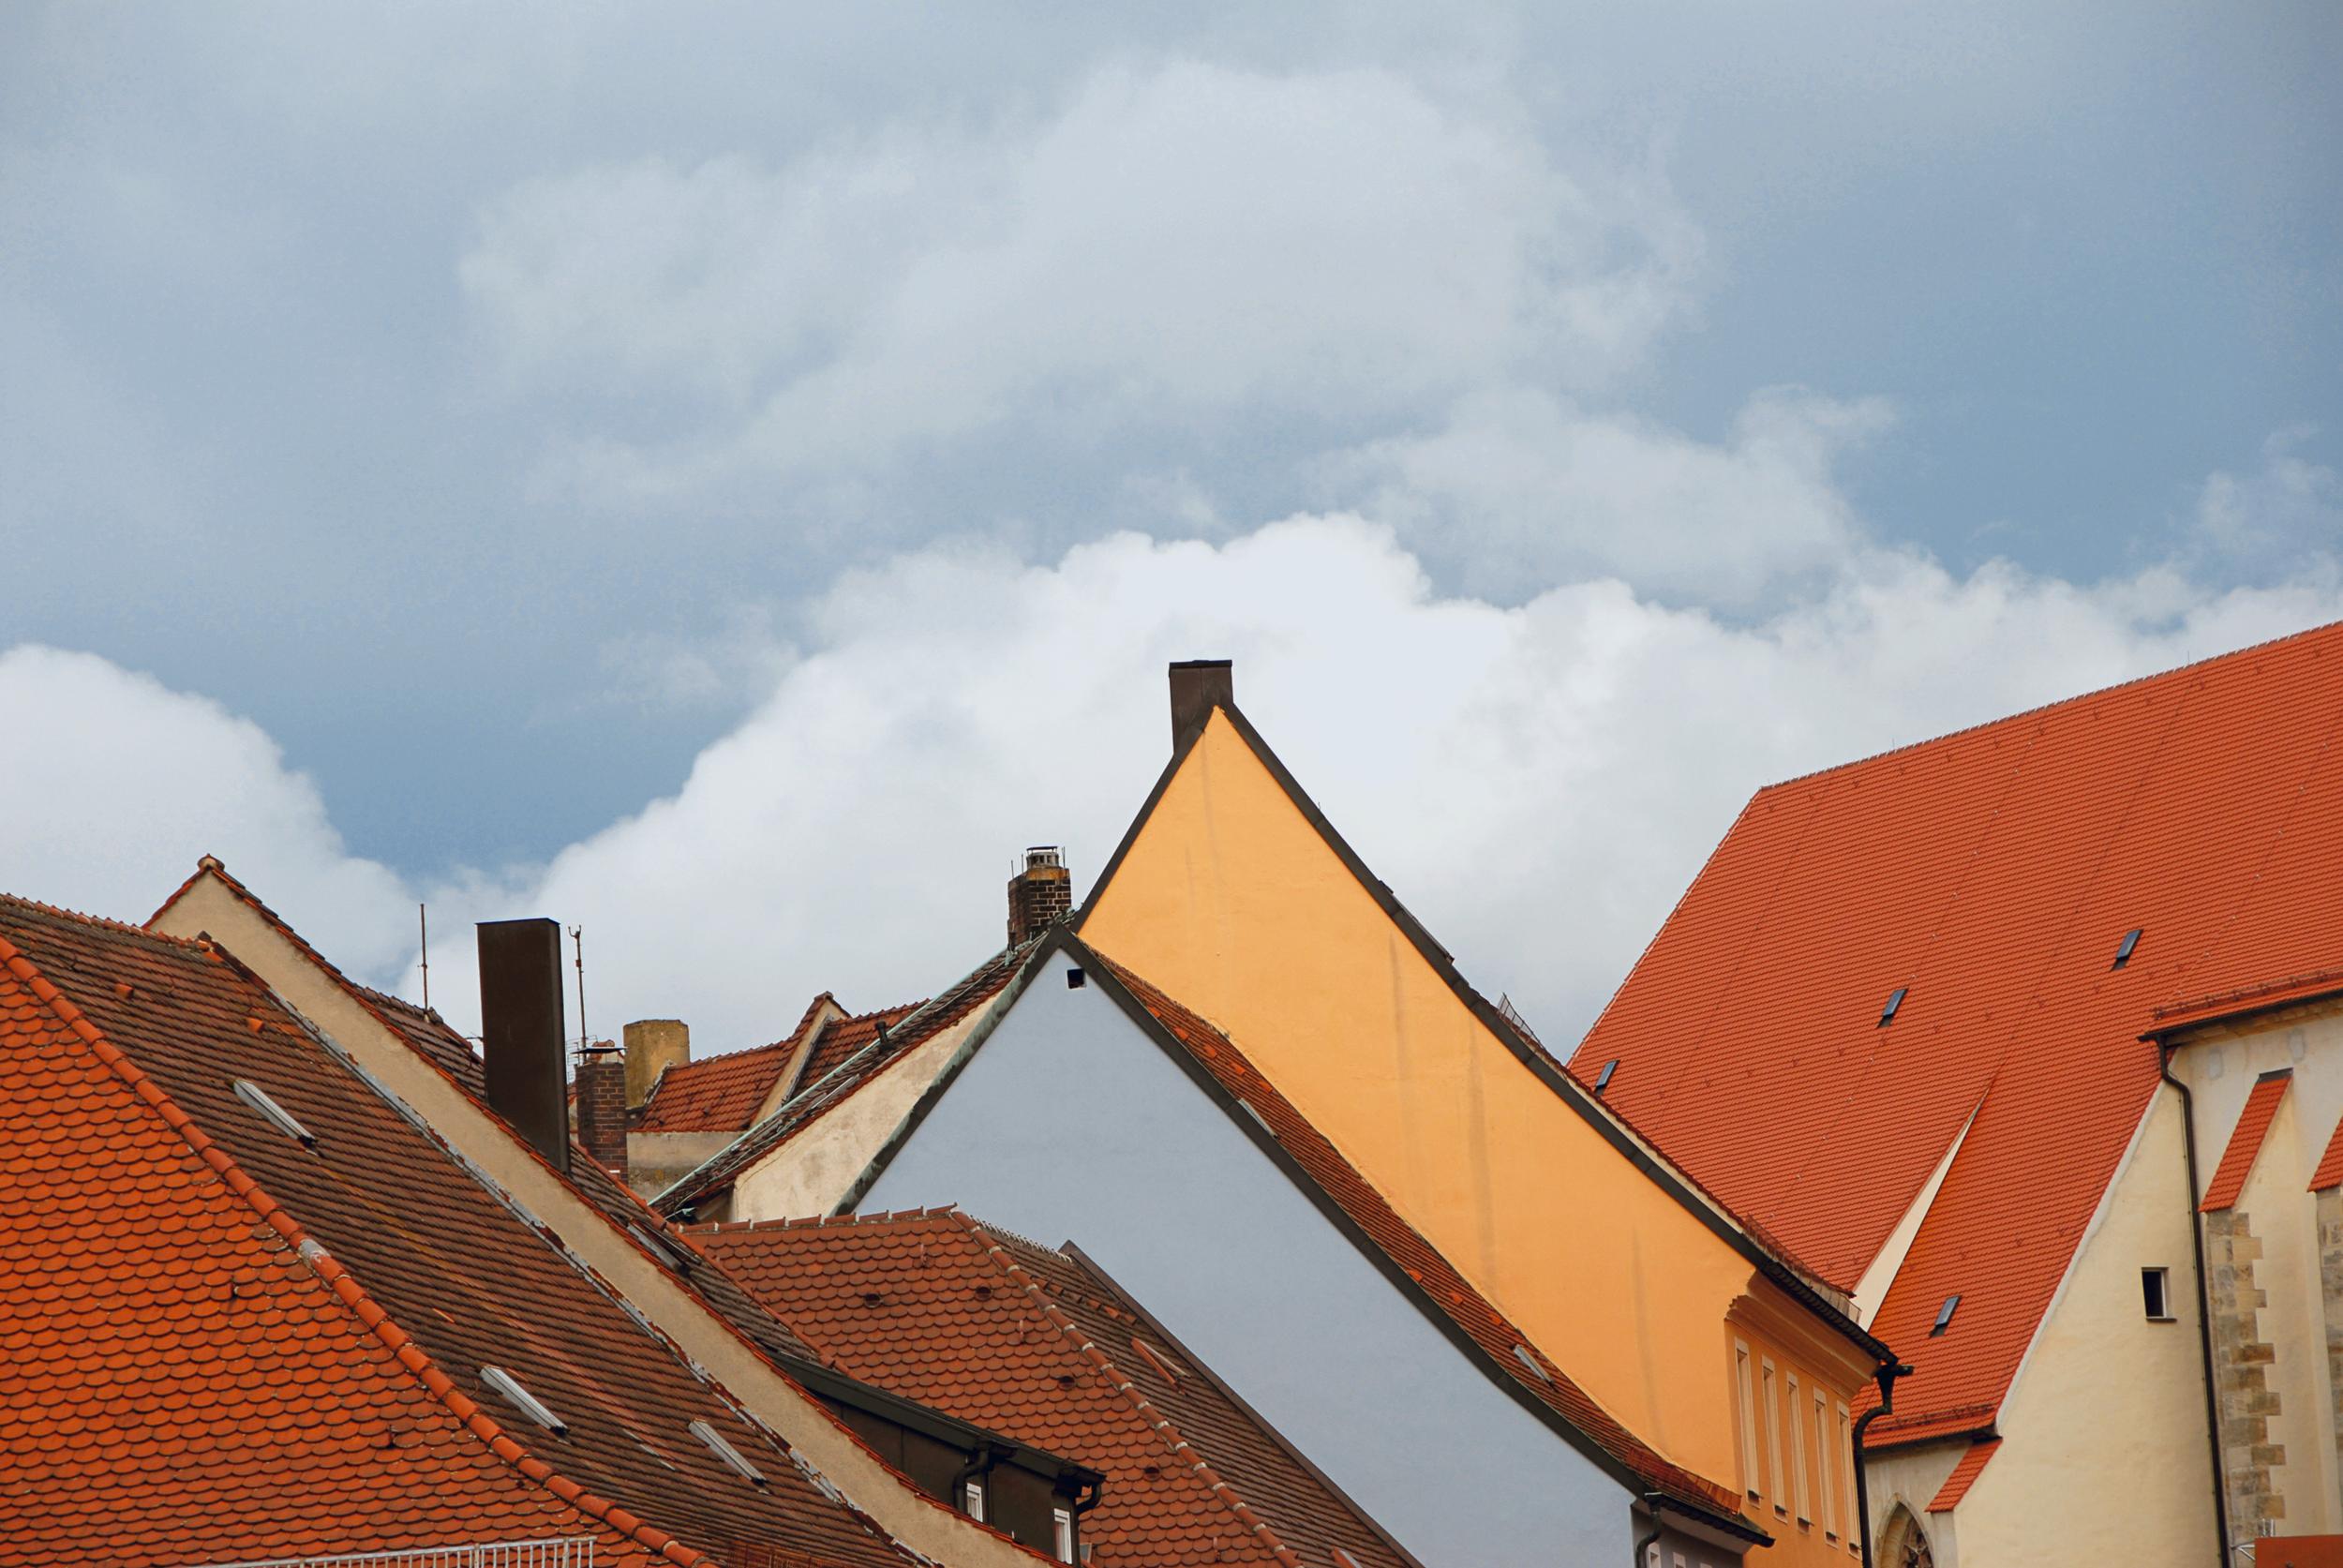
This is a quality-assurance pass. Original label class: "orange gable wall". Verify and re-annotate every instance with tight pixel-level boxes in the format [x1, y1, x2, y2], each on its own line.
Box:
[1079, 709, 1854, 1518]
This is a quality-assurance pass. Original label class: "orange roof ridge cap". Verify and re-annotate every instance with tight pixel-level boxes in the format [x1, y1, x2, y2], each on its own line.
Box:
[1, 887, 206, 946]
[953, 1214, 1305, 1568]
[1754, 618, 2343, 796]
[0, 932, 707, 1566]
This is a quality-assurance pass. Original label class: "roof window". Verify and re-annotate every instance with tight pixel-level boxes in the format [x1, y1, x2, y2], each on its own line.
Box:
[628, 1223, 685, 1273]
[1878, 988, 1908, 1027]
[1930, 1295, 1961, 1337]
[1511, 1344, 1552, 1382]
[2112, 929, 2143, 969]
[1593, 1059, 1619, 1095]
[231, 1079, 316, 1146]
[1066, 966, 1087, 990]
[689, 1419, 769, 1486]
[480, 1366, 566, 1435]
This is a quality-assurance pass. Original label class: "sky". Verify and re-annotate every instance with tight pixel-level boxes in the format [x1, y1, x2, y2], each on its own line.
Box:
[3, 2, 2338, 1053]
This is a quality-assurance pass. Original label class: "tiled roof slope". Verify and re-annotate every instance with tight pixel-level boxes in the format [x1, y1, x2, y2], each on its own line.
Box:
[688, 1209, 1418, 1568]
[0, 894, 918, 1568]
[1570, 619, 2343, 1444]
[660, 942, 1037, 1212]
[2311, 1113, 2343, 1195]
[793, 1005, 928, 1102]
[1089, 952, 1751, 1534]
[2201, 1072, 2293, 1213]
[0, 933, 638, 1568]
[1925, 1439, 2000, 1514]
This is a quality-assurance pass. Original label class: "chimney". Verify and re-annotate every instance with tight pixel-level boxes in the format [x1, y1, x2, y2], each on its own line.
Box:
[1169, 659, 1232, 750]
[1007, 846, 1073, 946]
[623, 1019, 691, 1109]
[477, 918, 570, 1174]
[574, 1039, 629, 1177]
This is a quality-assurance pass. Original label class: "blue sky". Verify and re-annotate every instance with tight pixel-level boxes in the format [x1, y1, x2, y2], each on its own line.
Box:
[3, 3, 2337, 1046]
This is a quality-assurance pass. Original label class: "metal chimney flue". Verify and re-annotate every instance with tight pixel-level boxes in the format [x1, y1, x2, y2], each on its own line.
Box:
[1168, 659, 1232, 751]
[477, 917, 571, 1174]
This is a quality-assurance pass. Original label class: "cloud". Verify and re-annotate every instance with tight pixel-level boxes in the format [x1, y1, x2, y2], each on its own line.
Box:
[463, 60, 1702, 503]
[1329, 384, 1893, 603]
[2191, 427, 2342, 583]
[0, 646, 415, 979]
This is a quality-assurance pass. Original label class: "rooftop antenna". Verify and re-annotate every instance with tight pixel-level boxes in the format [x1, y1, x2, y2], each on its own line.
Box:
[418, 903, 430, 1010]
[569, 924, 588, 1055]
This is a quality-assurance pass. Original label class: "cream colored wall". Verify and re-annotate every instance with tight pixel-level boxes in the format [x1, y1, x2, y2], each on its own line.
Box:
[1080, 710, 1856, 1494]
[152, 875, 1046, 1568]
[733, 1012, 991, 1221]
[1858, 1443, 1964, 1568]
[1945, 1087, 2216, 1565]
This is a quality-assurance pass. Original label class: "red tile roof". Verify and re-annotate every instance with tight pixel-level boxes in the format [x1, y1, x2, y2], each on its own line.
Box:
[2201, 1072, 2294, 1212]
[687, 1209, 1418, 1568]
[2309, 1113, 2343, 1194]
[0, 893, 924, 1568]
[636, 1004, 927, 1136]
[1925, 1439, 2000, 1513]
[1571, 620, 2343, 1445]
[660, 943, 1037, 1212]
[1083, 949, 1755, 1538]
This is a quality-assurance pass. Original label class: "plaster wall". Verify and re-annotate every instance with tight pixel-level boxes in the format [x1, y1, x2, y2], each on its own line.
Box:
[628, 1129, 733, 1197]
[1080, 710, 1824, 1484]
[151, 875, 1046, 1568]
[1856, 1444, 1963, 1568]
[1943, 1086, 2216, 1566]
[732, 1015, 985, 1220]
[859, 961, 1644, 1568]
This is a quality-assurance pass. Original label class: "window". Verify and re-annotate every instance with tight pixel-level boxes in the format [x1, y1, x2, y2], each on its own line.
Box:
[1835, 1403, 1855, 1544]
[1788, 1373, 1812, 1524]
[2112, 928, 2143, 969]
[1595, 1058, 1619, 1094]
[1735, 1340, 1761, 1500]
[1931, 1294, 1961, 1336]
[688, 1419, 768, 1486]
[963, 1479, 986, 1521]
[232, 1078, 316, 1146]
[1052, 1507, 1075, 1563]
[2143, 1267, 2174, 1322]
[1065, 967, 1086, 990]
[1813, 1385, 1835, 1540]
[479, 1366, 564, 1435]
[1879, 987, 1907, 1026]
[1762, 1359, 1784, 1516]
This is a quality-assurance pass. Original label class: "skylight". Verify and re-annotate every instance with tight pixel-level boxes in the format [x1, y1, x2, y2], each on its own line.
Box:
[1511, 1344, 1552, 1382]
[1878, 987, 1908, 1027]
[480, 1366, 566, 1435]
[1930, 1294, 1961, 1337]
[231, 1079, 315, 1146]
[2112, 929, 2143, 969]
[1593, 1059, 1619, 1095]
[689, 1419, 769, 1486]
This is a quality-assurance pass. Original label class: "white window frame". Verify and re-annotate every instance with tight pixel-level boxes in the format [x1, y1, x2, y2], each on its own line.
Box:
[1052, 1505, 1074, 1562]
[1835, 1400, 1856, 1545]
[1788, 1371, 1812, 1524]
[963, 1479, 986, 1522]
[1813, 1383, 1836, 1540]
[1735, 1339, 1762, 1500]
[2143, 1265, 2175, 1322]
[1762, 1357, 1785, 1517]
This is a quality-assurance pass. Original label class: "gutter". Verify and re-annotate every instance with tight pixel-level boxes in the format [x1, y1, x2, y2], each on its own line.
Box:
[2157, 1040, 2232, 1565]
[1850, 1359, 1913, 1568]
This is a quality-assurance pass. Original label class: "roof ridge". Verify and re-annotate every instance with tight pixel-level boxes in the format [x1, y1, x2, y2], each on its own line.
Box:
[681, 1207, 963, 1237]
[1756, 617, 2343, 795]
[951, 1214, 1304, 1568]
[0, 931, 706, 1566]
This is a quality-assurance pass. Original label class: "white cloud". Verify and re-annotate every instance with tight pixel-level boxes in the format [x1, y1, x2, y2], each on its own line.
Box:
[10, 512, 2334, 1060]
[1330, 384, 1892, 602]
[0, 646, 415, 979]
[2192, 427, 2342, 581]
[463, 60, 1701, 501]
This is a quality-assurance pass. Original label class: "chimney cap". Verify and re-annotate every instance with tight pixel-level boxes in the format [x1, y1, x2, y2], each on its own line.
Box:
[1168, 659, 1234, 750]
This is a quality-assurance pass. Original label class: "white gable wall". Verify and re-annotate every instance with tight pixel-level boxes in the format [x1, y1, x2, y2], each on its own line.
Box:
[860, 961, 1665, 1568]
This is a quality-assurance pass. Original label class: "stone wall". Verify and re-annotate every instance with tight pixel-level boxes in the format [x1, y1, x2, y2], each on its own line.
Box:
[2206, 1205, 2285, 1543]
[2321, 1187, 2343, 1486]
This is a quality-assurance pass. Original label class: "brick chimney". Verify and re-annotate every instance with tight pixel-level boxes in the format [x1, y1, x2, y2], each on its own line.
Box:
[574, 1040, 628, 1177]
[477, 918, 570, 1174]
[1007, 846, 1073, 946]
[1169, 659, 1232, 750]
[623, 1018, 690, 1110]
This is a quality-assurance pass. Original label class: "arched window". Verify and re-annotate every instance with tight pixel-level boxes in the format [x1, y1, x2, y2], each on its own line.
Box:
[1877, 1503, 1935, 1568]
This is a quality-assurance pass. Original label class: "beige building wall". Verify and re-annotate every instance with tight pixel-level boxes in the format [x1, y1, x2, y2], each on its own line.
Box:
[1932, 1086, 2216, 1566]
[732, 1012, 992, 1220]
[1858, 1443, 1965, 1568]
[151, 873, 1046, 1568]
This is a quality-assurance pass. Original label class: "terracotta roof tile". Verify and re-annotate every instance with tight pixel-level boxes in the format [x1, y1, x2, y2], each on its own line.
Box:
[636, 1041, 801, 1135]
[2201, 1072, 2293, 1212]
[792, 1006, 927, 1101]
[0, 893, 918, 1568]
[686, 1210, 1416, 1568]
[1925, 1438, 2000, 1513]
[660, 943, 1037, 1212]
[1571, 619, 2343, 1444]
[2311, 1113, 2343, 1194]
[1088, 951, 1752, 1536]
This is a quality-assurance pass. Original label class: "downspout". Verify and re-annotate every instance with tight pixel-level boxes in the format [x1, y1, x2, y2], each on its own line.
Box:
[1629, 1489, 1664, 1568]
[1850, 1359, 1913, 1568]
[948, 1441, 1009, 1520]
[2160, 1041, 2232, 1564]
